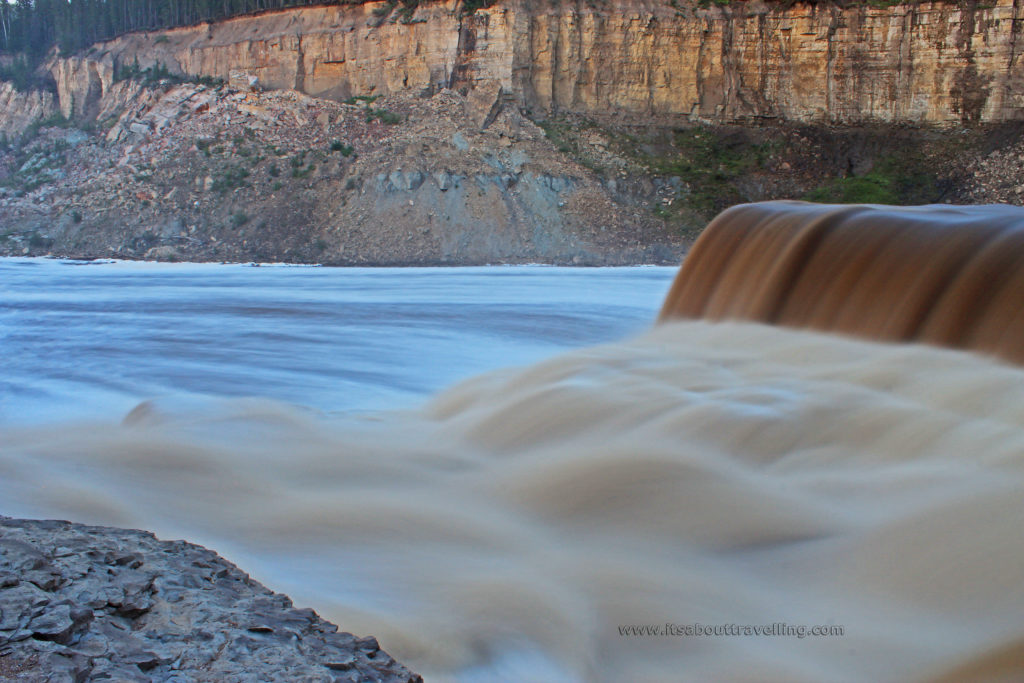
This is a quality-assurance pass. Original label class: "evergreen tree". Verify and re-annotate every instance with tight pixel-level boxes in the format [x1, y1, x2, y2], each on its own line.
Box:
[0, 0, 385, 63]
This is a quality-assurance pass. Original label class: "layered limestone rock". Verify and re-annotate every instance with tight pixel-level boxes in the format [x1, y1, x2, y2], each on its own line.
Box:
[510, 0, 1024, 124]
[0, 516, 421, 682]
[50, 56, 114, 120]
[92, 1, 464, 102]
[0, 83, 56, 137]
[49, 55, 148, 124]
[48, 0, 1024, 128]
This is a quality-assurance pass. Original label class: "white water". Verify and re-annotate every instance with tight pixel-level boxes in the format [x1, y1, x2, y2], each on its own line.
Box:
[3, 258, 1024, 682]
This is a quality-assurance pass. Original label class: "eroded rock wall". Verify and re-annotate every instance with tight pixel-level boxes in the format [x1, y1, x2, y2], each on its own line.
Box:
[509, 0, 1024, 124]
[92, 2, 464, 102]
[0, 83, 56, 137]
[51, 0, 1024, 127]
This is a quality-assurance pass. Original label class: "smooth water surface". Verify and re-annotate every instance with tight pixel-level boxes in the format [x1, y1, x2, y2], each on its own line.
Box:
[0, 259, 676, 424]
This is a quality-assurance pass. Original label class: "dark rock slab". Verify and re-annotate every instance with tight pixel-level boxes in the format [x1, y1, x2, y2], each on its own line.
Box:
[0, 517, 421, 682]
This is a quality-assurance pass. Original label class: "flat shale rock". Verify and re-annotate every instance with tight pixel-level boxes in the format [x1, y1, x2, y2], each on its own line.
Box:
[0, 517, 421, 683]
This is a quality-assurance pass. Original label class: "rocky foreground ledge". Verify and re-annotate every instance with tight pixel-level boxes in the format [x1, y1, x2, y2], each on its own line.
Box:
[0, 517, 421, 682]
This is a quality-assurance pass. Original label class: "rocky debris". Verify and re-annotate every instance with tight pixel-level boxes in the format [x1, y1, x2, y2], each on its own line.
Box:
[961, 136, 1024, 205]
[463, 80, 504, 131]
[530, 112, 1024, 230]
[11, 56, 1016, 266]
[228, 70, 260, 93]
[106, 84, 218, 144]
[0, 77, 684, 265]
[0, 516, 421, 683]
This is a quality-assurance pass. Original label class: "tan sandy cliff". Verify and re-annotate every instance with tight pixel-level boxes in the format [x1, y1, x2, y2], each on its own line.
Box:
[57, 0, 1024, 128]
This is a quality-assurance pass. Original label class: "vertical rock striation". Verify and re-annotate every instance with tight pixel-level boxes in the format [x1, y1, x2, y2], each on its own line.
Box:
[0, 83, 56, 137]
[48, 0, 1024, 128]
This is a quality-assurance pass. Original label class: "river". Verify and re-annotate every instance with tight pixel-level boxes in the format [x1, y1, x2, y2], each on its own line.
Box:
[2, 257, 1023, 682]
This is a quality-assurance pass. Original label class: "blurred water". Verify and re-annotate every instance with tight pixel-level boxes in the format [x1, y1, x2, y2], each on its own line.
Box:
[0, 258, 676, 424]
[2, 258, 1023, 682]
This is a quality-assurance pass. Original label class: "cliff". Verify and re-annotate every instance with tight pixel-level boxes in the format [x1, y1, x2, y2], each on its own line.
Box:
[55, 0, 1024, 127]
[3, 0, 1024, 264]
[0, 83, 56, 137]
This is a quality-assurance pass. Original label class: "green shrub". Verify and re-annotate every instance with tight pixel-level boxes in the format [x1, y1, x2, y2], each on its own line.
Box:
[211, 164, 250, 193]
[397, 0, 419, 22]
[366, 108, 402, 125]
[115, 58, 179, 86]
[373, 1, 395, 17]
[193, 75, 225, 88]
[343, 94, 380, 106]
[462, 0, 496, 14]
[0, 55, 53, 92]
[804, 156, 940, 205]
[330, 140, 355, 156]
[28, 233, 53, 248]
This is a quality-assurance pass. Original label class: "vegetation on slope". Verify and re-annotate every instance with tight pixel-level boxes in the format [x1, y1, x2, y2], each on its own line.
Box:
[535, 113, 1004, 236]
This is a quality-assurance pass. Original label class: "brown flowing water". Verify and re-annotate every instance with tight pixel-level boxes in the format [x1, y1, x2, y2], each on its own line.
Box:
[660, 201, 1024, 364]
[3, 203, 1024, 682]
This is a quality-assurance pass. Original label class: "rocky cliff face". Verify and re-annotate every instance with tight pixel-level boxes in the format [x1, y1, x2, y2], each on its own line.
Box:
[511, 0, 1024, 125]
[3, 0, 1021, 264]
[55, 0, 1024, 127]
[0, 83, 56, 137]
[0, 81, 682, 265]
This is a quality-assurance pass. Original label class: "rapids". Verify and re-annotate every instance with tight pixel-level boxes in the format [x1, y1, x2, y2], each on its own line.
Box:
[3, 321, 1024, 682]
[3, 202, 1024, 682]
[660, 202, 1024, 364]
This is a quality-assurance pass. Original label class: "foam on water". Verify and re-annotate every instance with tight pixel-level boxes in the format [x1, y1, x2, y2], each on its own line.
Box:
[3, 320, 1024, 682]
[5, 204, 1024, 682]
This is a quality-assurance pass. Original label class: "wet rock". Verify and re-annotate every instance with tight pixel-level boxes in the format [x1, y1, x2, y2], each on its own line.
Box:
[0, 516, 421, 683]
[355, 635, 380, 655]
